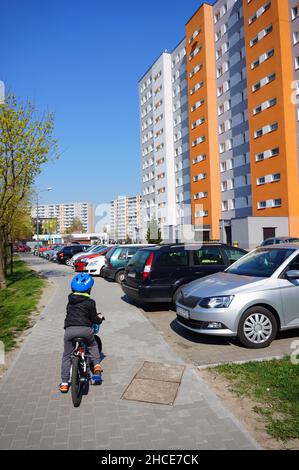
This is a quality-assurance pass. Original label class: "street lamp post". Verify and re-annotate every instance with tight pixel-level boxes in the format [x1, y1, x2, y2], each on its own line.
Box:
[36, 187, 52, 242]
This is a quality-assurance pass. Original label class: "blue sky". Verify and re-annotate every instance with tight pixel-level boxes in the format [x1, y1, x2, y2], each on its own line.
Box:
[1, 0, 210, 206]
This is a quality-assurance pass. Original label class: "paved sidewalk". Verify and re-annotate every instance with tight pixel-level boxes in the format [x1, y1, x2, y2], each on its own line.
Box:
[0, 256, 259, 450]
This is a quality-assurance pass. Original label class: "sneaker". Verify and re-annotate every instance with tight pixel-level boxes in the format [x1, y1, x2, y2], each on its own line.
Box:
[93, 364, 103, 375]
[59, 383, 70, 394]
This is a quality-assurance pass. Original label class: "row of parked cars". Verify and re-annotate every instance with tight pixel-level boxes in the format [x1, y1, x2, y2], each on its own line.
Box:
[33, 238, 299, 350]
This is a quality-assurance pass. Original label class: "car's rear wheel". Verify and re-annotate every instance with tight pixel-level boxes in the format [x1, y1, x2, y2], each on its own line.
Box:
[115, 270, 125, 284]
[66, 259, 72, 266]
[237, 307, 277, 349]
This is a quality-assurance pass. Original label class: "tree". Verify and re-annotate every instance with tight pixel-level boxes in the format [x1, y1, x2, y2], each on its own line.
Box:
[10, 203, 33, 241]
[0, 95, 58, 288]
[65, 217, 85, 235]
[146, 216, 162, 244]
[42, 219, 57, 235]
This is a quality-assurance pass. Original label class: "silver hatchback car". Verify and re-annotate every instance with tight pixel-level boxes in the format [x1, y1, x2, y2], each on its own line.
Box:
[176, 245, 299, 349]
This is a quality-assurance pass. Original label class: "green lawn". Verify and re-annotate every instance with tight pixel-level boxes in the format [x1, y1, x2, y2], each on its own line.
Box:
[215, 358, 299, 441]
[0, 257, 45, 351]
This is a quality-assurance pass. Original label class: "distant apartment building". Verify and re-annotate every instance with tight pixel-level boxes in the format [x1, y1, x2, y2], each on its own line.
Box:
[31, 202, 94, 234]
[139, 0, 299, 249]
[110, 195, 142, 242]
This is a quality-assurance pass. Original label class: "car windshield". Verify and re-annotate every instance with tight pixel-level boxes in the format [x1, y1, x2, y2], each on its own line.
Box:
[226, 248, 294, 278]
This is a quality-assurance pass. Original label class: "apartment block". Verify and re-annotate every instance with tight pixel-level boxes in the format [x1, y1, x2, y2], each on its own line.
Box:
[31, 202, 94, 234]
[110, 195, 142, 242]
[139, 0, 299, 249]
[139, 40, 191, 242]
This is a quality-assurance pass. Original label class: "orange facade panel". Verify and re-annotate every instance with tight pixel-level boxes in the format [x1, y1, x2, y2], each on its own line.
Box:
[243, 0, 299, 235]
[186, 4, 221, 240]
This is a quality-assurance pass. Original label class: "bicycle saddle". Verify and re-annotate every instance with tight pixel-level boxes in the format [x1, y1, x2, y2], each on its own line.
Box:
[72, 337, 89, 346]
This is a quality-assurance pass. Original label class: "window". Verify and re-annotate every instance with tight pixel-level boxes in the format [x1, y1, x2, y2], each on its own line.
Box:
[159, 250, 188, 267]
[251, 49, 274, 69]
[253, 97, 277, 115]
[224, 248, 246, 265]
[254, 122, 278, 138]
[227, 248, 293, 278]
[192, 118, 205, 129]
[190, 63, 202, 78]
[249, 1, 271, 25]
[193, 154, 206, 164]
[194, 191, 208, 200]
[293, 31, 299, 45]
[250, 24, 273, 47]
[252, 73, 275, 92]
[193, 172, 207, 182]
[192, 136, 205, 147]
[193, 247, 225, 266]
[292, 5, 299, 20]
[256, 147, 279, 161]
[191, 99, 204, 112]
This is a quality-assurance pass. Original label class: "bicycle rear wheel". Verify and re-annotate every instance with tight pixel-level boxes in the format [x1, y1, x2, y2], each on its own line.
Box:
[95, 335, 102, 354]
[71, 356, 83, 408]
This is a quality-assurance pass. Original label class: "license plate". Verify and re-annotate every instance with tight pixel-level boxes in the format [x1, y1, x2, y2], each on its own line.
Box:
[128, 272, 136, 278]
[177, 307, 190, 319]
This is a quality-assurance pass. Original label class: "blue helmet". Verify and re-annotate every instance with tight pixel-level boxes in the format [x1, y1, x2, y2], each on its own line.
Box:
[71, 273, 94, 293]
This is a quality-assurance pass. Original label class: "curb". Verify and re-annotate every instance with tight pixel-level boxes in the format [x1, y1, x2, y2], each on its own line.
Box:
[197, 354, 287, 370]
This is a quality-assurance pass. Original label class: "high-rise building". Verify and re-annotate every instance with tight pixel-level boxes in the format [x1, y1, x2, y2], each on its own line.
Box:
[139, 40, 191, 242]
[139, 0, 299, 249]
[110, 195, 142, 242]
[31, 202, 94, 234]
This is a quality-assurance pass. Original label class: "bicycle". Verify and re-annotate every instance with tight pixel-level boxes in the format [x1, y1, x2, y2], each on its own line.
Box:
[70, 326, 104, 408]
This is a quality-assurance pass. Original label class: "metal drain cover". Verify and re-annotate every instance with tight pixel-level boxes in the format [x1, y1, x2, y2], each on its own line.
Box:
[122, 362, 185, 406]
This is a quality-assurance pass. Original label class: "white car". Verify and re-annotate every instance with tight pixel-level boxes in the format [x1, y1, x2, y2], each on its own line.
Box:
[70, 245, 104, 266]
[85, 254, 107, 277]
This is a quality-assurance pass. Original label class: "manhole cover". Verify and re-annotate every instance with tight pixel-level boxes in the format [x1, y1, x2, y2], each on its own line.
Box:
[122, 362, 185, 406]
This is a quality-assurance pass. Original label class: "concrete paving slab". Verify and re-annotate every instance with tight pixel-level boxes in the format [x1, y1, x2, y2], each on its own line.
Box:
[135, 361, 185, 383]
[122, 378, 180, 406]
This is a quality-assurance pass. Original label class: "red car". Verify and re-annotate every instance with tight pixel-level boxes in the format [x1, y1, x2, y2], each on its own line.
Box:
[74, 247, 111, 272]
[16, 244, 31, 253]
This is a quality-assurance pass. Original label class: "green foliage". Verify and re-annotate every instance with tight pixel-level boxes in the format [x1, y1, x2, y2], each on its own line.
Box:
[0, 258, 45, 351]
[146, 216, 162, 244]
[215, 357, 299, 441]
[42, 219, 58, 235]
[0, 94, 58, 285]
[65, 217, 86, 234]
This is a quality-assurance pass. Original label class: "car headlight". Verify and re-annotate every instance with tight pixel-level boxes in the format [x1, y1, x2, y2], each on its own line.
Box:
[199, 296, 234, 309]
[80, 258, 87, 263]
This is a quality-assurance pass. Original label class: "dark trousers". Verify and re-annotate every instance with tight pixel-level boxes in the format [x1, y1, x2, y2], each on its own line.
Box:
[61, 326, 100, 382]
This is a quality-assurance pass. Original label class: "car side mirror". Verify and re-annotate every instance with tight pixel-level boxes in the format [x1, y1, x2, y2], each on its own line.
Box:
[286, 270, 299, 280]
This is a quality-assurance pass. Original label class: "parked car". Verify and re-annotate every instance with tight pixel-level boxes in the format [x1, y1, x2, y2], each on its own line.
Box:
[36, 245, 53, 256]
[121, 243, 247, 304]
[55, 245, 90, 265]
[261, 237, 299, 247]
[15, 244, 31, 253]
[82, 247, 115, 276]
[44, 245, 65, 261]
[176, 244, 299, 349]
[70, 245, 104, 266]
[74, 247, 113, 273]
[102, 245, 154, 284]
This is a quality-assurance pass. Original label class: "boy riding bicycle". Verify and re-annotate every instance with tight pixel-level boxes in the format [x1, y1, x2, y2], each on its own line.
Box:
[59, 273, 104, 393]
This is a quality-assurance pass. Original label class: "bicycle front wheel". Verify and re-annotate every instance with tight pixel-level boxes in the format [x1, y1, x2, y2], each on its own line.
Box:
[71, 356, 83, 408]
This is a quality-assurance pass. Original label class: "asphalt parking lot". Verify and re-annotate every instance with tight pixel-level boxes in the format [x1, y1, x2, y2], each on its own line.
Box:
[124, 298, 299, 367]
